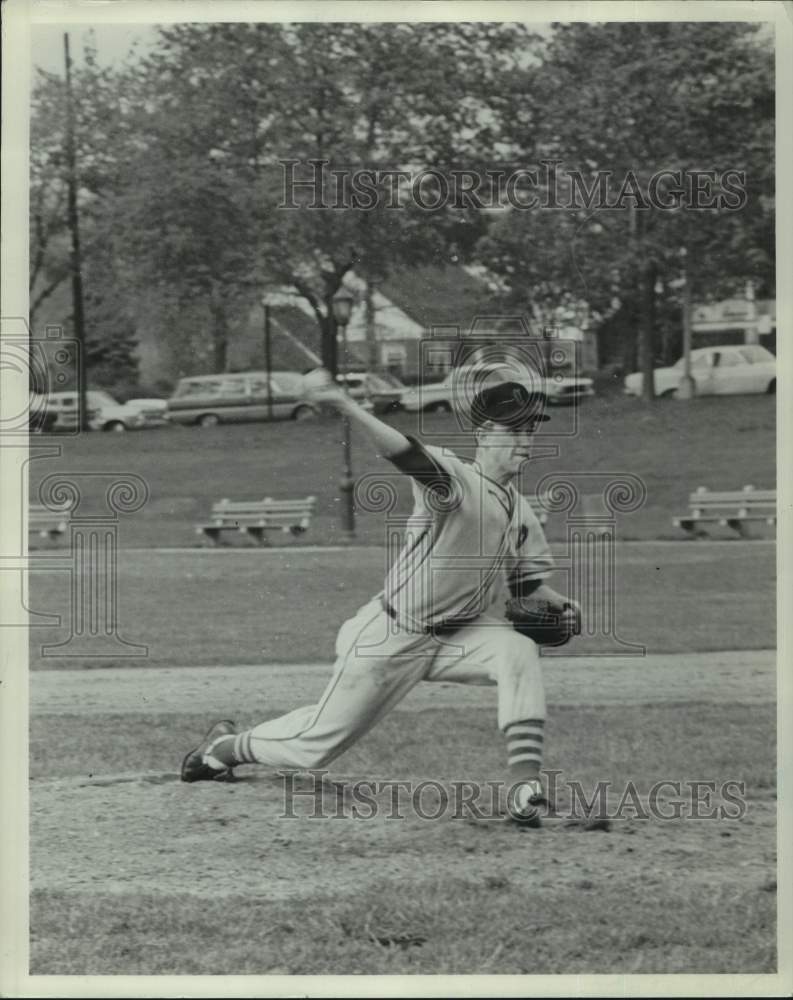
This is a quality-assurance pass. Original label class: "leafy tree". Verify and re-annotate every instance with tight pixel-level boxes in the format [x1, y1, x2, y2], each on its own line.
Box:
[119, 22, 539, 372]
[478, 22, 774, 394]
[29, 40, 146, 386]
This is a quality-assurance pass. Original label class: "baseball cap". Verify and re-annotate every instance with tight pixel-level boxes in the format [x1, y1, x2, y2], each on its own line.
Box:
[470, 381, 550, 429]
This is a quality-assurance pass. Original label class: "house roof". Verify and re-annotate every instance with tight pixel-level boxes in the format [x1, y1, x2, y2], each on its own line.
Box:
[378, 264, 496, 332]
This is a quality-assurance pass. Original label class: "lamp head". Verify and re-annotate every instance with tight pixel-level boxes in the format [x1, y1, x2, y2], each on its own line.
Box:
[332, 289, 354, 326]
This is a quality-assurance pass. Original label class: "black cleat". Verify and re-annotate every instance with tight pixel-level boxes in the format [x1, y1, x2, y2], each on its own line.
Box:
[180, 719, 237, 783]
[507, 779, 548, 829]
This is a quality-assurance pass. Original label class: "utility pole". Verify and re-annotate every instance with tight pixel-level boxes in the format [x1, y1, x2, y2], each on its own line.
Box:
[63, 33, 88, 431]
[677, 247, 696, 400]
[263, 300, 273, 419]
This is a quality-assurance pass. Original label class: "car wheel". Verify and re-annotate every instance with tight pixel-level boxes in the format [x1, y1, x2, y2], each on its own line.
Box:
[767, 379, 776, 395]
[292, 405, 316, 421]
[197, 413, 220, 428]
[105, 421, 127, 432]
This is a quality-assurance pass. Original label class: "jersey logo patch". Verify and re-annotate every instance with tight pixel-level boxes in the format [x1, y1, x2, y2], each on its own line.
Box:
[516, 524, 529, 549]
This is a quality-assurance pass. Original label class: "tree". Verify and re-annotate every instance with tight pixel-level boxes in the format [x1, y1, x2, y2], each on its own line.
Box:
[478, 22, 774, 396]
[30, 39, 148, 389]
[120, 22, 539, 373]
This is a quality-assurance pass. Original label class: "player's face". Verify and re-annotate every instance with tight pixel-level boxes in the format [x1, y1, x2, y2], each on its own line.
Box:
[476, 423, 537, 482]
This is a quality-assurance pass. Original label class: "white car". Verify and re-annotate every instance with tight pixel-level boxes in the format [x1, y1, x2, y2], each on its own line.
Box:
[401, 363, 594, 413]
[624, 344, 777, 398]
[48, 391, 169, 431]
[336, 372, 406, 413]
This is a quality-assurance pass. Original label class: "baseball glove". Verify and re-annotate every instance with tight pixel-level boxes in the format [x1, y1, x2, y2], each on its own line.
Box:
[505, 596, 581, 647]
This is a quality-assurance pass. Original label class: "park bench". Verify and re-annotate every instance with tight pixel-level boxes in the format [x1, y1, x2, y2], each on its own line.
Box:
[196, 496, 317, 546]
[673, 485, 776, 538]
[29, 503, 70, 542]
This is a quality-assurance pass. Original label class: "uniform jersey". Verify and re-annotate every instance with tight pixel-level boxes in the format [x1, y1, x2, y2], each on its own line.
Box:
[382, 439, 553, 630]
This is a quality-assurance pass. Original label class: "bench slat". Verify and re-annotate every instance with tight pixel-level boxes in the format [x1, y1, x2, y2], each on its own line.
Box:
[675, 486, 776, 538]
[199, 496, 316, 545]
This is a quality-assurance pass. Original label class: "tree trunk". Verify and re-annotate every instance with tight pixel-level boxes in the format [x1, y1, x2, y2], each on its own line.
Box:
[209, 291, 229, 373]
[321, 312, 338, 375]
[641, 258, 656, 401]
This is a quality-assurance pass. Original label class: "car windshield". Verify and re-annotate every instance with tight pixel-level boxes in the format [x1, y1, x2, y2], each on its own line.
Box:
[672, 354, 709, 369]
[740, 345, 773, 364]
[89, 391, 117, 406]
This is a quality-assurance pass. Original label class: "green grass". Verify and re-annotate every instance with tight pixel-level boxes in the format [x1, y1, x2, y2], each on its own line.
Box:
[30, 879, 776, 975]
[26, 389, 778, 978]
[30, 702, 777, 795]
[28, 542, 775, 669]
[29, 392, 775, 547]
[29, 702, 777, 975]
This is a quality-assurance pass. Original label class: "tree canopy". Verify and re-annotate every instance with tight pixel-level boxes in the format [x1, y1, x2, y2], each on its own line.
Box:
[29, 20, 774, 389]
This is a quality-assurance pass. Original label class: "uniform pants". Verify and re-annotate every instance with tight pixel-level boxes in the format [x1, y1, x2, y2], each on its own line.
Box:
[244, 598, 545, 770]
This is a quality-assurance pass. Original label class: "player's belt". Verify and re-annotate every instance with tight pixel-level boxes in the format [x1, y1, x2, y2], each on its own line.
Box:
[381, 598, 477, 635]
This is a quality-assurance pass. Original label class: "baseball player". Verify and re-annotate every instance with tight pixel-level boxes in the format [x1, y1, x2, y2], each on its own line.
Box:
[181, 370, 579, 825]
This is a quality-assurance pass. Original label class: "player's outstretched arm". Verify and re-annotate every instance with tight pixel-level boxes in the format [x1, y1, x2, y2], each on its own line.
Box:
[304, 368, 411, 459]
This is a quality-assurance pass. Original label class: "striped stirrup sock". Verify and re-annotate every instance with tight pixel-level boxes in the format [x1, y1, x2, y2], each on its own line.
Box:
[504, 718, 545, 780]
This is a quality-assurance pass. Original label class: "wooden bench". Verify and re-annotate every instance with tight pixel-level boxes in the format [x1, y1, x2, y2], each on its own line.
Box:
[29, 503, 70, 542]
[196, 496, 317, 546]
[673, 485, 776, 538]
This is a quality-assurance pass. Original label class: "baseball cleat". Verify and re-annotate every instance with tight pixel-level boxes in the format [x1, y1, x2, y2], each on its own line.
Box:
[507, 779, 548, 828]
[180, 719, 237, 783]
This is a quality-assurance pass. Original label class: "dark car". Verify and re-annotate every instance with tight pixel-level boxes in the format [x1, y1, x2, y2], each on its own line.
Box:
[29, 392, 57, 433]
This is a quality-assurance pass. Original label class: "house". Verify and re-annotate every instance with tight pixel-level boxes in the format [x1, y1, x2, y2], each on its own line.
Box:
[692, 290, 776, 354]
[237, 265, 598, 381]
[33, 264, 599, 389]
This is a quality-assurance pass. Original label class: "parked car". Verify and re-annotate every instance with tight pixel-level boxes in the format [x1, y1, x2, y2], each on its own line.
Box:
[166, 371, 318, 427]
[623, 344, 777, 398]
[401, 362, 594, 413]
[126, 397, 169, 421]
[47, 390, 169, 432]
[29, 392, 58, 433]
[336, 372, 406, 413]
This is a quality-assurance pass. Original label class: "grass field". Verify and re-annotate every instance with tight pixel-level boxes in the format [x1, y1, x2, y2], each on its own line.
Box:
[28, 541, 777, 976]
[28, 391, 776, 547]
[29, 654, 776, 975]
[26, 389, 777, 978]
[29, 542, 775, 668]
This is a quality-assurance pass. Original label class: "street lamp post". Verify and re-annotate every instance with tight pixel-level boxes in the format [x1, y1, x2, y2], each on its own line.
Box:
[332, 289, 356, 543]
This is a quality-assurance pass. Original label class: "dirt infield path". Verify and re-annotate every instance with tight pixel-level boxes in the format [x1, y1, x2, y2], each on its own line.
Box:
[32, 648, 774, 716]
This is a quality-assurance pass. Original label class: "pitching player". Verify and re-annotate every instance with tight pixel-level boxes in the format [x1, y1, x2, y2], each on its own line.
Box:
[181, 370, 579, 825]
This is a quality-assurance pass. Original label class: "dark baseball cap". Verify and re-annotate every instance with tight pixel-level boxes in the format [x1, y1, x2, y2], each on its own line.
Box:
[470, 381, 549, 429]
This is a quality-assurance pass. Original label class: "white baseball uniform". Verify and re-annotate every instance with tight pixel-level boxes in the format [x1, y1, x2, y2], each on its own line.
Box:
[232, 438, 553, 771]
